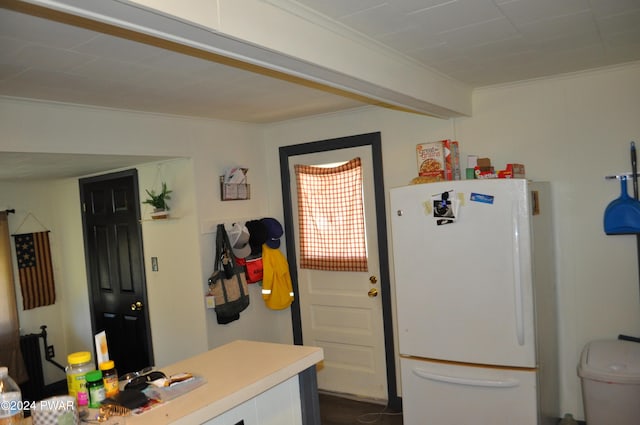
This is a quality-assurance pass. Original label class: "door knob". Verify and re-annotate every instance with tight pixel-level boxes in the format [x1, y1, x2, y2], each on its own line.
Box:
[368, 288, 378, 298]
[369, 276, 378, 284]
[131, 301, 143, 311]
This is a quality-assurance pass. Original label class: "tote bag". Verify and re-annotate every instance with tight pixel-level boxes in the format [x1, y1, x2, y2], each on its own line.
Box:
[208, 224, 250, 324]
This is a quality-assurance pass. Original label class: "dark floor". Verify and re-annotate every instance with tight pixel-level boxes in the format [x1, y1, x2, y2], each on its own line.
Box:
[319, 393, 403, 425]
[318, 394, 587, 425]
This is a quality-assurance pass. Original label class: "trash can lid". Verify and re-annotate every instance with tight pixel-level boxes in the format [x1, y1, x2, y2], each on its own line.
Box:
[578, 339, 640, 384]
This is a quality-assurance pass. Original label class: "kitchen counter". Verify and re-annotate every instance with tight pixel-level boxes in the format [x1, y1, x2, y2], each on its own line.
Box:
[129, 339, 323, 424]
[24, 340, 323, 425]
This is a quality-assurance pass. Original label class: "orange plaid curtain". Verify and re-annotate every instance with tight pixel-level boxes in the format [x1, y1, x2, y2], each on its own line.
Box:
[294, 157, 368, 272]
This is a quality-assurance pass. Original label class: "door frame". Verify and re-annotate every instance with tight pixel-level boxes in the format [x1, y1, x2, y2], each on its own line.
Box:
[78, 168, 154, 368]
[279, 132, 399, 409]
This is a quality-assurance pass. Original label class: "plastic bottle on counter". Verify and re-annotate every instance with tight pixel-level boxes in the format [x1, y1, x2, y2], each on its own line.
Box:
[99, 360, 119, 398]
[0, 366, 23, 425]
[66, 351, 95, 408]
[86, 370, 105, 408]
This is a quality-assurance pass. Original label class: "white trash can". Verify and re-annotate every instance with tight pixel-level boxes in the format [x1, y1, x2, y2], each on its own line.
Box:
[578, 339, 640, 425]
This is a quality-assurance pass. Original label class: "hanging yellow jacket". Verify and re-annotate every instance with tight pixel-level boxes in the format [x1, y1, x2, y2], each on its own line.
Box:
[261, 244, 294, 310]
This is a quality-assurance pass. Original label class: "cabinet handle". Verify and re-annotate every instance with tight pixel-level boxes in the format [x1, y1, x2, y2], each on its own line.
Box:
[412, 368, 519, 388]
[512, 202, 525, 346]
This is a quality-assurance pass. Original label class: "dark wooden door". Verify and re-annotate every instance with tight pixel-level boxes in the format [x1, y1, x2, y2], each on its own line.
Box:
[79, 169, 153, 376]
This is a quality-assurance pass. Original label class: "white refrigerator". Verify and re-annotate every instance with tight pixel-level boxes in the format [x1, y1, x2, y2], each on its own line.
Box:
[390, 179, 559, 425]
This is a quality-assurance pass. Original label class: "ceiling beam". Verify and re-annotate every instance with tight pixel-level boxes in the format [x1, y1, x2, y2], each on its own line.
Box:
[7, 0, 472, 118]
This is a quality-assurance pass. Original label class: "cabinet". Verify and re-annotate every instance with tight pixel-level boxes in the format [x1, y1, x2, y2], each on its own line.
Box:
[204, 376, 301, 425]
[124, 340, 322, 425]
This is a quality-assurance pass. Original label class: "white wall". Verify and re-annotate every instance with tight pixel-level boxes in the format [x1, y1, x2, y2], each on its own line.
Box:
[0, 98, 292, 382]
[135, 159, 208, 367]
[263, 62, 640, 420]
[0, 181, 74, 385]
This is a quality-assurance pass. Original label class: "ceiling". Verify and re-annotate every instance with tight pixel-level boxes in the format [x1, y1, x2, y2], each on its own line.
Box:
[295, 0, 640, 87]
[1, 0, 639, 180]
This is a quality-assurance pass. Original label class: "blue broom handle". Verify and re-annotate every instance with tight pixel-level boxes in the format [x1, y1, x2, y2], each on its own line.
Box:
[632, 141, 638, 199]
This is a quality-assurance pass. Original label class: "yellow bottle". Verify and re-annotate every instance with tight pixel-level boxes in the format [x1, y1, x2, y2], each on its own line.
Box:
[99, 360, 119, 398]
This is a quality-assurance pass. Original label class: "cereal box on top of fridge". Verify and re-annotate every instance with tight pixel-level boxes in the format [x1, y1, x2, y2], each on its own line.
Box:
[416, 140, 459, 180]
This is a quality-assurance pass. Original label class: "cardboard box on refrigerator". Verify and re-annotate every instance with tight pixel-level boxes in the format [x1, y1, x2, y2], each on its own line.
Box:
[416, 140, 461, 181]
[450, 141, 461, 180]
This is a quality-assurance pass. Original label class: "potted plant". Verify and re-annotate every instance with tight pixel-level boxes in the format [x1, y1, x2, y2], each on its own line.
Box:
[143, 182, 172, 219]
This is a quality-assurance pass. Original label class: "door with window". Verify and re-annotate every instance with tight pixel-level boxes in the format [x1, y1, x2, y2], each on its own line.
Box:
[281, 134, 395, 403]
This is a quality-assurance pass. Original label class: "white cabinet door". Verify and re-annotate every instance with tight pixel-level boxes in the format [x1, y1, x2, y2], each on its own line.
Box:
[203, 376, 302, 425]
[255, 376, 302, 425]
[401, 357, 539, 425]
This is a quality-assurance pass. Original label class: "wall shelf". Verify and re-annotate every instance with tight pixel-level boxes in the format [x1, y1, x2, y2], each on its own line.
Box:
[140, 216, 179, 223]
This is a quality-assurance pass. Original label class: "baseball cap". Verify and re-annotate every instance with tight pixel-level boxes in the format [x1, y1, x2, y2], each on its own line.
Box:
[261, 217, 283, 249]
[246, 220, 268, 255]
[227, 223, 251, 258]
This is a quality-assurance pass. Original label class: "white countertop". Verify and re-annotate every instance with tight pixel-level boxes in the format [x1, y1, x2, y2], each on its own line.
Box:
[127, 340, 323, 424]
[22, 340, 323, 425]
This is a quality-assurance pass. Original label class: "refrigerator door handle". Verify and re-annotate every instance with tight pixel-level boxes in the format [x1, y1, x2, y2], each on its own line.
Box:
[412, 367, 520, 388]
[512, 202, 525, 346]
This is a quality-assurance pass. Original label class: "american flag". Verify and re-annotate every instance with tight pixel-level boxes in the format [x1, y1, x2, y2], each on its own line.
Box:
[13, 231, 56, 310]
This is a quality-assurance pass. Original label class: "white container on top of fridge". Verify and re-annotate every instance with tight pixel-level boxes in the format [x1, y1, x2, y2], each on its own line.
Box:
[390, 179, 559, 425]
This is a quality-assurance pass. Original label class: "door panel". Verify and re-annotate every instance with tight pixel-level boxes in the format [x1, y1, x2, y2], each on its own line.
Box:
[115, 224, 135, 291]
[80, 170, 153, 375]
[289, 146, 387, 400]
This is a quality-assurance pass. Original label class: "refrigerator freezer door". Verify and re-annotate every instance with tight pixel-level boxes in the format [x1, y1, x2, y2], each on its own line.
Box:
[401, 357, 539, 425]
[390, 179, 537, 367]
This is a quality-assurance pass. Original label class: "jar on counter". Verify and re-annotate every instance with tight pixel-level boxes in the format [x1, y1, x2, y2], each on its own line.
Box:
[66, 351, 94, 408]
[99, 360, 119, 398]
[86, 370, 105, 408]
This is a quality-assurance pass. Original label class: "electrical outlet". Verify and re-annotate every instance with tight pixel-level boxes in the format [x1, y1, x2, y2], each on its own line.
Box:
[46, 345, 55, 358]
[151, 257, 158, 271]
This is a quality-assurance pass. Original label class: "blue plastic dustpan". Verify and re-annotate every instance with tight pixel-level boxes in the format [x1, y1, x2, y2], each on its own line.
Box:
[604, 176, 640, 234]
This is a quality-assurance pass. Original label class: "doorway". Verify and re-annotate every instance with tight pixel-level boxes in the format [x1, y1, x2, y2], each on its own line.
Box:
[79, 169, 153, 375]
[279, 132, 399, 409]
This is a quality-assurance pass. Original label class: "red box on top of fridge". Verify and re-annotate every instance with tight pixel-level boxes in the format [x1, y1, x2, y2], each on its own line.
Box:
[416, 140, 460, 180]
[497, 163, 526, 179]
